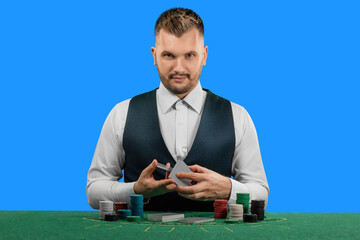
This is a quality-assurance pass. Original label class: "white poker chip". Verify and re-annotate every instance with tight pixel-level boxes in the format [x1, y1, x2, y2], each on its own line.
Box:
[228, 203, 244, 220]
[99, 201, 114, 219]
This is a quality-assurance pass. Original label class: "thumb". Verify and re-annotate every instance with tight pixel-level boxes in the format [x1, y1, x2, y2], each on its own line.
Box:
[142, 159, 158, 176]
[165, 162, 171, 179]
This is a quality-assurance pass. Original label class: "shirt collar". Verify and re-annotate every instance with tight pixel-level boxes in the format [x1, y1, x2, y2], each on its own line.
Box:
[182, 81, 204, 114]
[157, 81, 204, 114]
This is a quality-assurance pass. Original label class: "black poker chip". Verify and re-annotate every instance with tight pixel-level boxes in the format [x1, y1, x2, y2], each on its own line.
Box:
[104, 213, 119, 221]
[251, 200, 265, 207]
[251, 200, 265, 221]
[254, 213, 264, 220]
[251, 211, 264, 220]
[243, 214, 258, 223]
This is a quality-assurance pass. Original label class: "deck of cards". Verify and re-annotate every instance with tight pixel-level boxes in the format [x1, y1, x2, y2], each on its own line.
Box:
[157, 160, 193, 186]
[147, 213, 184, 222]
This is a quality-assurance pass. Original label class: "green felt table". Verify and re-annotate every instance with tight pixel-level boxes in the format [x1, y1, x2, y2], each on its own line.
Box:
[0, 211, 359, 240]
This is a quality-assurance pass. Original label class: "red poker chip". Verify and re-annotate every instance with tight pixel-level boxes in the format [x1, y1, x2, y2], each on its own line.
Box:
[115, 206, 128, 210]
[214, 199, 229, 219]
[213, 204, 227, 208]
[214, 209, 227, 212]
[114, 202, 127, 205]
[214, 211, 228, 214]
[214, 200, 227, 204]
[114, 202, 128, 210]
[214, 207, 228, 211]
[214, 212, 228, 216]
[214, 206, 228, 209]
[214, 211, 228, 215]
[214, 205, 227, 209]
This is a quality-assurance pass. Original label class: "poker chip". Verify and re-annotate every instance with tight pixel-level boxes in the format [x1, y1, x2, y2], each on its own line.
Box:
[99, 201, 114, 219]
[127, 216, 141, 222]
[251, 200, 265, 221]
[104, 213, 119, 221]
[236, 193, 250, 214]
[130, 195, 144, 218]
[118, 209, 132, 220]
[213, 199, 228, 219]
[114, 202, 128, 212]
[243, 214, 258, 223]
[225, 218, 240, 223]
[228, 204, 244, 220]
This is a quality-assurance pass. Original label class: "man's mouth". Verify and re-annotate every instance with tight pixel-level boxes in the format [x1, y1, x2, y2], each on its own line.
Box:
[172, 76, 186, 82]
[170, 74, 189, 83]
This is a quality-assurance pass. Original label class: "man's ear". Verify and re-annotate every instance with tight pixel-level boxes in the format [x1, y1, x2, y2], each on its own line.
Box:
[203, 45, 208, 66]
[151, 47, 156, 65]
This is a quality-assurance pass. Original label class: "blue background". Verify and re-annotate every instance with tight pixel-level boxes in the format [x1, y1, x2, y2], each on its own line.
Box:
[1, 0, 359, 212]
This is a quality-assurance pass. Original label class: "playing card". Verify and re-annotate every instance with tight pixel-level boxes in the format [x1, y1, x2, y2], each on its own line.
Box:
[168, 160, 193, 186]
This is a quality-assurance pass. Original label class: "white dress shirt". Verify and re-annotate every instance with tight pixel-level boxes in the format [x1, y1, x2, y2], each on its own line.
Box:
[86, 81, 269, 209]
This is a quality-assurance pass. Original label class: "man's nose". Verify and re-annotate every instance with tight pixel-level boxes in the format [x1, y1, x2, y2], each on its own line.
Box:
[173, 58, 186, 72]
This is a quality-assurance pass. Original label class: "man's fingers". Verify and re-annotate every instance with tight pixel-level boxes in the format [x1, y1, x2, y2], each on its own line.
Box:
[176, 172, 203, 182]
[142, 159, 158, 176]
[165, 162, 171, 179]
[176, 183, 203, 195]
[152, 178, 175, 189]
[164, 183, 177, 191]
[188, 164, 207, 173]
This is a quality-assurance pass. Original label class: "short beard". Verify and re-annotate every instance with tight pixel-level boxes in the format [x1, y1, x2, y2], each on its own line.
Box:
[160, 74, 193, 95]
[157, 65, 203, 96]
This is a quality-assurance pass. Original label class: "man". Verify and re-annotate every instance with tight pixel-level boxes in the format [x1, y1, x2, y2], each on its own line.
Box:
[86, 8, 269, 211]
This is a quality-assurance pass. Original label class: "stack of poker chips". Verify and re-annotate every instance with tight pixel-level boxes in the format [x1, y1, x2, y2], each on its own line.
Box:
[236, 193, 250, 214]
[127, 216, 141, 222]
[130, 195, 144, 218]
[213, 199, 228, 219]
[104, 213, 119, 221]
[243, 214, 258, 223]
[99, 201, 114, 219]
[228, 204, 244, 220]
[118, 209, 132, 220]
[251, 200, 265, 220]
[114, 202, 128, 212]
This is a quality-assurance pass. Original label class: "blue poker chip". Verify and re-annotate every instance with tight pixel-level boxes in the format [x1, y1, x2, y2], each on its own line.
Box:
[130, 195, 144, 218]
[117, 209, 132, 220]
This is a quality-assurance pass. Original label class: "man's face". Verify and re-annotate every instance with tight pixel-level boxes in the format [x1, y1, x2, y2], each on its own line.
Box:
[151, 27, 208, 99]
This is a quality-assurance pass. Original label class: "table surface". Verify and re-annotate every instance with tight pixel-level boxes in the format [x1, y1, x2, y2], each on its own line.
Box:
[0, 211, 359, 240]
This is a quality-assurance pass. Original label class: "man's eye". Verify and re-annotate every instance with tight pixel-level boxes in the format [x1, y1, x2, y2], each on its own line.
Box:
[187, 53, 195, 57]
[164, 54, 174, 58]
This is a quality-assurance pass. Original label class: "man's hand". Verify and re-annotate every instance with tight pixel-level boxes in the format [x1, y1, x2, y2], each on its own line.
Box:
[175, 164, 231, 201]
[134, 159, 177, 198]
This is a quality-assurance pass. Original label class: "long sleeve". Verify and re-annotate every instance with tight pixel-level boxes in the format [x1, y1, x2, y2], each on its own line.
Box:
[228, 102, 270, 208]
[86, 99, 135, 209]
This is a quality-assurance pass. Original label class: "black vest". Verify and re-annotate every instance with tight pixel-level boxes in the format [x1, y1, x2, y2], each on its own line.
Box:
[123, 89, 235, 211]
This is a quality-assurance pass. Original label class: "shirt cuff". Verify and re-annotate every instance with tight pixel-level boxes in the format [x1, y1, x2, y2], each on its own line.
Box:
[228, 178, 250, 204]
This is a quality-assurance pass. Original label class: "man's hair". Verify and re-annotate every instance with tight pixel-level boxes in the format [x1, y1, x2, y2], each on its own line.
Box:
[154, 8, 204, 41]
